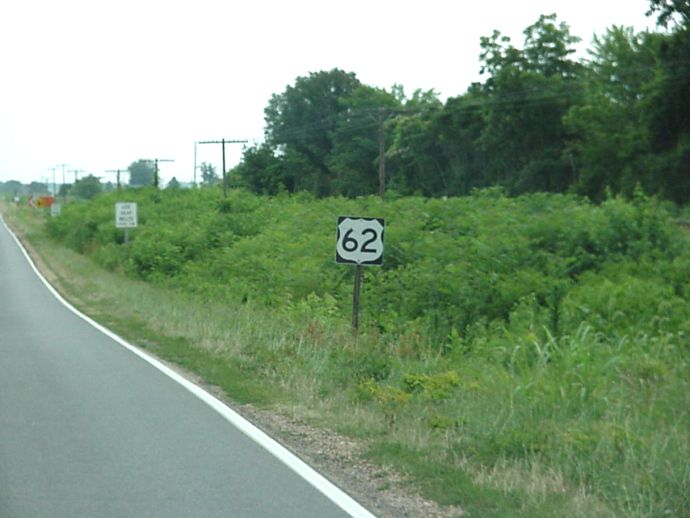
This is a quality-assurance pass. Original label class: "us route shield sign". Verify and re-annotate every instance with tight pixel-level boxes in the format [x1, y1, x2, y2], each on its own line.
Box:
[335, 216, 384, 265]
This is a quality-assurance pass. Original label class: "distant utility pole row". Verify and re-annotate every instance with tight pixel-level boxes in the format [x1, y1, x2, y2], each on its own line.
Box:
[46, 137, 248, 196]
[46, 163, 69, 197]
[43, 164, 82, 197]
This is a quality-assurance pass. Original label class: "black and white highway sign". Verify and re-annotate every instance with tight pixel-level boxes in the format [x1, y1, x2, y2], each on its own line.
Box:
[335, 216, 384, 265]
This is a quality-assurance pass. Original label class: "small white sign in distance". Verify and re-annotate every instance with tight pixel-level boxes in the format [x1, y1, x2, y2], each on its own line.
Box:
[115, 202, 138, 229]
[336, 216, 384, 265]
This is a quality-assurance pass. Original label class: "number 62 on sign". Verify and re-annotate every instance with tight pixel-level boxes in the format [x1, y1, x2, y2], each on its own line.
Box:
[335, 216, 384, 265]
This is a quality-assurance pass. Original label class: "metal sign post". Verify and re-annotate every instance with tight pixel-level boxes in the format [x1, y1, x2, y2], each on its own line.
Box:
[335, 216, 385, 332]
[352, 265, 363, 330]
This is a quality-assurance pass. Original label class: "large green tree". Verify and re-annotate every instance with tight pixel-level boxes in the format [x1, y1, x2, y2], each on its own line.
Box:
[199, 162, 219, 186]
[0, 180, 23, 195]
[28, 181, 48, 194]
[235, 4, 689, 203]
[434, 84, 489, 195]
[128, 159, 155, 187]
[72, 175, 102, 199]
[327, 84, 401, 196]
[644, 1, 690, 202]
[477, 14, 584, 193]
[264, 69, 361, 196]
[385, 89, 445, 195]
[233, 143, 306, 195]
[564, 27, 660, 199]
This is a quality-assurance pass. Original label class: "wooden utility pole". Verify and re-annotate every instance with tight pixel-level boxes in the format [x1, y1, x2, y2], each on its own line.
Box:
[106, 169, 128, 190]
[69, 169, 84, 182]
[193, 141, 198, 187]
[352, 265, 363, 331]
[374, 106, 425, 198]
[150, 158, 174, 188]
[198, 138, 248, 197]
[378, 108, 386, 197]
[56, 164, 69, 197]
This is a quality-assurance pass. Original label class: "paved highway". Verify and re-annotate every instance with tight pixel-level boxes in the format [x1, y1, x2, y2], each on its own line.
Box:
[0, 218, 372, 518]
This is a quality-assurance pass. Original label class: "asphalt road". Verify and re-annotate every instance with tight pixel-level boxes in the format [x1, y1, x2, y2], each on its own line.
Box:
[0, 218, 370, 518]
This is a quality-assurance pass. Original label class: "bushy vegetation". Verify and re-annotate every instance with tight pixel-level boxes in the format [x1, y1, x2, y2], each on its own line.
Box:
[42, 188, 689, 516]
[46, 187, 689, 340]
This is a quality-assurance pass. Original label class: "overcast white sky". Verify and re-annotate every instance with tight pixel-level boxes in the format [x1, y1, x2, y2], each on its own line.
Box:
[0, 0, 654, 186]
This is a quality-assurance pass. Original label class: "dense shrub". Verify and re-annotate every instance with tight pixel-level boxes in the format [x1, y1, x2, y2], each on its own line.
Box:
[40, 187, 690, 516]
[46, 187, 690, 347]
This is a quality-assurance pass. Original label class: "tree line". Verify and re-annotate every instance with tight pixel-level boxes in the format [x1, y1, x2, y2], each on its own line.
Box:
[1, 161, 192, 201]
[232, 1, 690, 203]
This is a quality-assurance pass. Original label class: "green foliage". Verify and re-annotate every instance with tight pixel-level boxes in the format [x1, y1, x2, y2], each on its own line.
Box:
[49, 188, 688, 334]
[0, 179, 23, 195]
[41, 188, 690, 516]
[358, 379, 411, 428]
[328, 85, 401, 197]
[199, 162, 219, 186]
[386, 99, 446, 196]
[232, 143, 303, 195]
[264, 68, 364, 196]
[71, 174, 103, 199]
[644, 21, 690, 202]
[232, 8, 690, 205]
[28, 181, 49, 194]
[401, 371, 460, 400]
[477, 15, 584, 194]
[647, 0, 690, 28]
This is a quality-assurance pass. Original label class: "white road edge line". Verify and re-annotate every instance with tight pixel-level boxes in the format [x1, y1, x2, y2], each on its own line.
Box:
[1, 216, 377, 518]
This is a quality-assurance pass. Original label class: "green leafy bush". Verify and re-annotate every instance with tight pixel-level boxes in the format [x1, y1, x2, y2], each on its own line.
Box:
[46, 188, 690, 343]
[39, 187, 690, 516]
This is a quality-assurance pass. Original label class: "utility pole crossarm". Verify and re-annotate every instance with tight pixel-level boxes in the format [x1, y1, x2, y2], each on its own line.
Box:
[106, 169, 129, 190]
[142, 158, 174, 189]
[197, 138, 248, 197]
[197, 139, 248, 145]
[69, 169, 84, 181]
